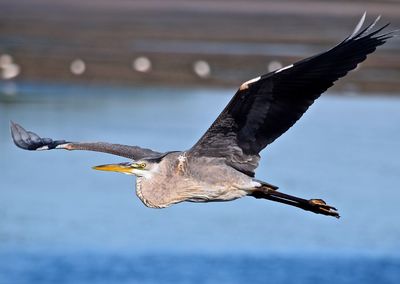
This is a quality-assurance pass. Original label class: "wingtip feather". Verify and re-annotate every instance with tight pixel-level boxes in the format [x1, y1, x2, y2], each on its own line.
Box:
[10, 121, 30, 149]
[349, 12, 367, 39]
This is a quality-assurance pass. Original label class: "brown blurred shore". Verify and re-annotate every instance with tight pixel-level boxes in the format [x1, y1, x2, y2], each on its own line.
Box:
[0, 0, 399, 94]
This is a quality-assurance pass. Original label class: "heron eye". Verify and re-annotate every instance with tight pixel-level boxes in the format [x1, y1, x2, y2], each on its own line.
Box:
[140, 162, 146, 168]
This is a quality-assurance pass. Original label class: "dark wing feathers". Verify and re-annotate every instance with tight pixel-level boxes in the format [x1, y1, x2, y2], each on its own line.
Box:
[11, 121, 67, 150]
[189, 16, 396, 177]
[10, 121, 162, 160]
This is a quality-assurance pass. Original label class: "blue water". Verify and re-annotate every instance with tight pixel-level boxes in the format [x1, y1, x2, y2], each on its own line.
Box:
[1, 252, 399, 284]
[1, 82, 400, 283]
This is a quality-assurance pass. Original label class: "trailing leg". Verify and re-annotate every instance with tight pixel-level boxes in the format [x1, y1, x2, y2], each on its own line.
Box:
[249, 185, 340, 218]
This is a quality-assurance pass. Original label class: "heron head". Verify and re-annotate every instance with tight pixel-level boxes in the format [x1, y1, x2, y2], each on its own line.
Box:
[92, 160, 158, 178]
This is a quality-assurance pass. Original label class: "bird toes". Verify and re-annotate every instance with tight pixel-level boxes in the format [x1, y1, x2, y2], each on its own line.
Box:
[309, 199, 340, 218]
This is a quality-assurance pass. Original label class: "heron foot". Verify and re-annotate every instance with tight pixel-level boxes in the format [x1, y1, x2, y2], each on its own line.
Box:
[308, 199, 340, 218]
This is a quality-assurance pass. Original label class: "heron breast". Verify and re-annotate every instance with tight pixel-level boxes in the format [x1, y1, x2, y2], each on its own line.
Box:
[135, 177, 161, 208]
[135, 177, 176, 209]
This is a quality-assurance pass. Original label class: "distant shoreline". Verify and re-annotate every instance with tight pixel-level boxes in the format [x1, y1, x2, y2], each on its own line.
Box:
[1, 80, 398, 100]
[1, 0, 399, 94]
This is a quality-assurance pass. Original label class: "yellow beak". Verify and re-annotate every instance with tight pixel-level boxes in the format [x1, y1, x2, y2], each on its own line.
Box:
[92, 162, 133, 174]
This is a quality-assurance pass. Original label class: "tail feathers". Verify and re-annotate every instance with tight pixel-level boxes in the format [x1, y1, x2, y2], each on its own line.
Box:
[250, 186, 340, 218]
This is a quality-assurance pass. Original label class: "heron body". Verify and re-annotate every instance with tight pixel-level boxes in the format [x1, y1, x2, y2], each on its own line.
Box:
[133, 152, 255, 208]
[11, 14, 398, 218]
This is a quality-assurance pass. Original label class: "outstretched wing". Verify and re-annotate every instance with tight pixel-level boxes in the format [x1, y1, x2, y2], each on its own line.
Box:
[189, 15, 397, 177]
[10, 121, 162, 160]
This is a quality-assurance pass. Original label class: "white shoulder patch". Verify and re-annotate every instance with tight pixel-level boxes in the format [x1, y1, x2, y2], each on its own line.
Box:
[36, 146, 49, 151]
[56, 143, 73, 150]
[176, 152, 188, 175]
[178, 153, 187, 163]
[275, 64, 293, 74]
[239, 76, 261, 91]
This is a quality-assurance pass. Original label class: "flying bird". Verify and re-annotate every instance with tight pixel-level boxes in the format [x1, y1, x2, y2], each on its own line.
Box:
[11, 14, 397, 218]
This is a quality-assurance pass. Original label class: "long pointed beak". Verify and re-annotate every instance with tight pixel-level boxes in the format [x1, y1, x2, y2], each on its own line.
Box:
[92, 162, 133, 175]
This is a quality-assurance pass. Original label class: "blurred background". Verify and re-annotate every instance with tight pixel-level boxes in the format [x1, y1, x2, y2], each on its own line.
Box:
[1, 0, 400, 283]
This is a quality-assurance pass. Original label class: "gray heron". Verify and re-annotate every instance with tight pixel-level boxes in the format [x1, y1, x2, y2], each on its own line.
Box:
[11, 14, 397, 218]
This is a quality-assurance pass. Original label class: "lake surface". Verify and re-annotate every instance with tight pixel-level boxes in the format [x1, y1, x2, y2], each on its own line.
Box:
[1, 82, 400, 283]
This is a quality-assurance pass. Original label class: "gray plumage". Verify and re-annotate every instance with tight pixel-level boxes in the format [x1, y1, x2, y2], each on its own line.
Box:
[10, 15, 398, 218]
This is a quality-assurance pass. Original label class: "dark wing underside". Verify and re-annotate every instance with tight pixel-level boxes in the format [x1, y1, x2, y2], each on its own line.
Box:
[10, 121, 162, 160]
[189, 15, 397, 177]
